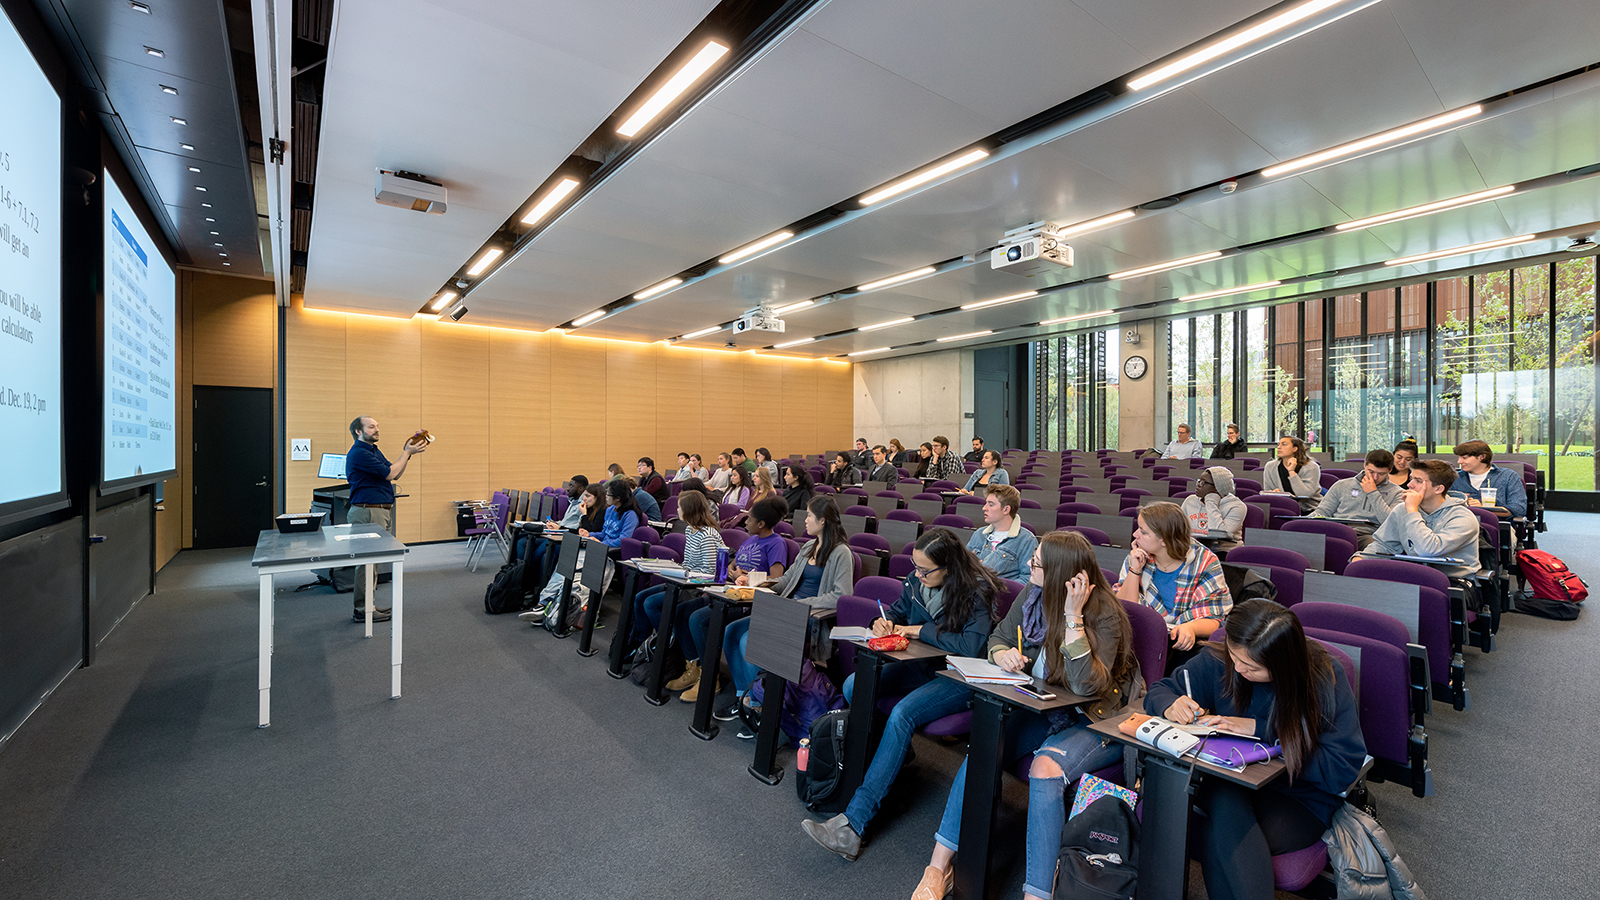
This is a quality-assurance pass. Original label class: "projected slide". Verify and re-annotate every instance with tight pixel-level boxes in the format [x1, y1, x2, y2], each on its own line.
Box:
[103, 171, 176, 484]
[0, 6, 64, 513]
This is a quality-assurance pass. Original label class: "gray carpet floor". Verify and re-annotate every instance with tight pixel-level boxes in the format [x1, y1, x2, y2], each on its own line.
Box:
[1, 513, 1597, 900]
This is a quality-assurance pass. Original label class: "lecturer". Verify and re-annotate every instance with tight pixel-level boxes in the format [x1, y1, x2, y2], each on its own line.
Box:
[345, 416, 426, 623]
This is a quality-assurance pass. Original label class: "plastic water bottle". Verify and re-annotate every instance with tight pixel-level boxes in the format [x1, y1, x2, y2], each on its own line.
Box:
[715, 547, 730, 583]
[796, 738, 810, 771]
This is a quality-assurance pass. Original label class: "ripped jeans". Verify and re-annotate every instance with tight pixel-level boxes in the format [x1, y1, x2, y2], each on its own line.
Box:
[934, 713, 1122, 899]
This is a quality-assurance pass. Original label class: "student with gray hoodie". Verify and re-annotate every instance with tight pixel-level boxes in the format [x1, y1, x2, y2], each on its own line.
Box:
[1181, 466, 1248, 542]
[1354, 459, 1481, 578]
[1314, 449, 1404, 546]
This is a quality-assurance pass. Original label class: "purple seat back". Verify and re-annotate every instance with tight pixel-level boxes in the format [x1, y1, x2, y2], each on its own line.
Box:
[932, 513, 974, 529]
[1061, 525, 1110, 546]
[1121, 600, 1169, 689]
[632, 525, 661, 544]
[773, 522, 795, 537]
[619, 537, 645, 563]
[844, 504, 876, 519]
[1252, 564, 1304, 607]
[782, 537, 801, 567]
[913, 492, 944, 502]
[928, 480, 961, 492]
[1305, 629, 1410, 770]
[835, 595, 880, 680]
[661, 496, 679, 520]
[852, 575, 903, 606]
[888, 554, 914, 580]
[719, 528, 748, 551]
[1018, 498, 1042, 509]
[996, 579, 1025, 619]
[1234, 477, 1262, 492]
[848, 532, 890, 554]
[885, 508, 923, 524]
[1247, 494, 1302, 522]
[1241, 503, 1267, 531]
[952, 495, 985, 511]
[718, 502, 742, 521]
[1294, 601, 1410, 651]
[661, 532, 687, 556]
[1345, 556, 1451, 596]
[1282, 518, 1360, 546]
[649, 544, 680, 563]
[814, 484, 836, 494]
[1228, 545, 1310, 573]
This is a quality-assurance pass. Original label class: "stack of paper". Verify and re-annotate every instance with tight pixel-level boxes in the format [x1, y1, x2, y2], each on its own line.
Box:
[945, 656, 1031, 685]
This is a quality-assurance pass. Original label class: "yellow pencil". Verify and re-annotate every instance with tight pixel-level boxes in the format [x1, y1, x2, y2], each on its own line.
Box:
[1017, 625, 1023, 652]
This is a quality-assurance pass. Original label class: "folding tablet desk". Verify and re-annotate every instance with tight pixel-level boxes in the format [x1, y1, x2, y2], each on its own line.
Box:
[249, 524, 408, 727]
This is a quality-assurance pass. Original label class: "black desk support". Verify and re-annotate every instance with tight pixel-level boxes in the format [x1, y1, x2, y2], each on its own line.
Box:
[607, 563, 644, 678]
[689, 592, 744, 741]
[644, 583, 683, 705]
[952, 691, 1012, 900]
[747, 670, 789, 785]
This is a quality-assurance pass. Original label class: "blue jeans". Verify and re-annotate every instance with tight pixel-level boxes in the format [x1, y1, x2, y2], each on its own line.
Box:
[841, 664, 971, 834]
[673, 596, 711, 659]
[933, 713, 1121, 899]
[723, 617, 758, 694]
[634, 584, 668, 642]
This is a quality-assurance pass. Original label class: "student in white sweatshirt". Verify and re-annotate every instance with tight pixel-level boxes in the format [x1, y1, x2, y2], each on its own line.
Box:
[1181, 466, 1247, 542]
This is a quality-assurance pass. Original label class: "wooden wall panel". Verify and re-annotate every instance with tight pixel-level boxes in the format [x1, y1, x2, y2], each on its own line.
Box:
[741, 354, 784, 461]
[818, 361, 855, 455]
[699, 351, 743, 465]
[343, 314, 421, 538]
[284, 304, 349, 523]
[418, 321, 490, 540]
[548, 335, 608, 483]
[488, 328, 551, 493]
[779, 359, 818, 458]
[654, 346, 703, 468]
[604, 342, 657, 473]
[189, 272, 275, 388]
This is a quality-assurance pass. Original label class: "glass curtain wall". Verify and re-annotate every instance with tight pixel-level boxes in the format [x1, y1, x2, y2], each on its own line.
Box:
[1032, 330, 1120, 450]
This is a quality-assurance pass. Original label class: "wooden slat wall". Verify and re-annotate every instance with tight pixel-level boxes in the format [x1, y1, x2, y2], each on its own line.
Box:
[283, 300, 853, 543]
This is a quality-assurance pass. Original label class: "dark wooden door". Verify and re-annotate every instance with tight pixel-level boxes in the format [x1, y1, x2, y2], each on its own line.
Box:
[192, 386, 273, 549]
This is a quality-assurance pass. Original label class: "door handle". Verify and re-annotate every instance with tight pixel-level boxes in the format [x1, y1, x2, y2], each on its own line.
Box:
[255, 481, 268, 487]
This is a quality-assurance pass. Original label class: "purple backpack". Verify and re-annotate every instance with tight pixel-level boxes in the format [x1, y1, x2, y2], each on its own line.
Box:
[747, 660, 845, 745]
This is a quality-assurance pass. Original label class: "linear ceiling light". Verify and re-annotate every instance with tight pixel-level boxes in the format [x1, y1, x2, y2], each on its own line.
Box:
[682, 325, 722, 340]
[961, 290, 1037, 311]
[1383, 234, 1537, 267]
[466, 247, 503, 276]
[1041, 311, 1106, 326]
[572, 309, 607, 327]
[616, 41, 729, 138]
[634, 277, 683, 299]
[860, 149, 989, 206]
[428, 291, 457, 312]
[1128, 0, 1371, 92]
[1180, 280, 1284, 301]
[857, 267, 937, 292]
[1057, 210, 1137, 238]
[1110, 251, 1223, 280]
[936, 330, 994, 343]
[520, 177, 581, 226]
[719, 231, 795, 264]
[848, 347, 892, 357]
[859, 316, 914, 332]
[774, 299, 814, 314]
[1335, 185, 1515, 231]
[1263, 105, 1482, 178]
[774, 337, 815, 349]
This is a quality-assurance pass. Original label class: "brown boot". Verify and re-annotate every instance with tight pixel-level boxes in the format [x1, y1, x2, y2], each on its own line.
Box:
[680, 671, 719, 703]
[910, 865, 953, 900]
[666, 660, 701, 692]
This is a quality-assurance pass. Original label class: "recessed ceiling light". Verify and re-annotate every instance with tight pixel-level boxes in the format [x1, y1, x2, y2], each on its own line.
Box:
[209, 230, 219, 235]
[848, 347, 892, 357]
[616, 40, 729, 137]
[213, 242, 223, 247]
[218, 252, 228, 257]
[572, 309, 607, 327]
[130, 2, 151, 13]
[1335, 185, 1515, 231]
[1263, 105, 1483, 178]
[170, 116, 187, 125]
[520, 177, 581, 227]
[719, 231, 795, 264]
[857, 267, 937, 292]
[194, 185, 207, 192]
[936, 330, 994, 343]
[774, 299, 813, 314]
[1383, 234, 1538, 267]
[961, 290, 1037, 311]
[160, 84, 178, 95]
[1110, 251, 1224, 280]
[860, 149, 989, 206]
[429, 291, 458, 312]
[204, 217, 214, 222]
[145, 46, 164, 58]
[682, 325, 722, 340]
[465, 247, 503, 277]
[633, 277, 683, 300]
[1128, 0, 1376, 92]
[1180, 280, 1284, 302]
[774, 337, 815, 349]
[1056, 210, 1137, 238]
[859, 317, 914, 332]
[222, 261, 230, 266]
[1040, 312, 1104, 326]
[201, 202, 211, 207]
[179, 143, 195, 150]
[188, 166, 200, 172]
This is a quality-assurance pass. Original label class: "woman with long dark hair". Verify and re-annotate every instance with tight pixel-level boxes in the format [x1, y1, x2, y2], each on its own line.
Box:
[907, 531, 1143, 900]
[802, 528, 1000, 860]
[1148, 599, 1365, 900]
[1262, 435, 1321, 496]
[782, 464, 815, 514]
[911, 441, 935, 480]
[582, 479, 640, 548]
[889, 438, 911, 467]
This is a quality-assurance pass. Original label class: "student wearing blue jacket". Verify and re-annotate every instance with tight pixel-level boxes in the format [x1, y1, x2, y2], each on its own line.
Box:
[582, 479, 641, 548]
[964, 484, 1036, 582]
[1451, 439, 1528, 519]
[801, 528, 1001, 861]
[1147, 599, 1366, 900]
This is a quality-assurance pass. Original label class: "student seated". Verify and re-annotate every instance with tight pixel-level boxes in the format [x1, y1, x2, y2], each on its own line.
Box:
[722, 466, 754, 512]
[1114, 502, 1232, 669]
[1148, 599, 1364, 900]
[924, 436, 965, 483]
[631, 490, 726, 649]
[911, 442, 935, 479]
[708, 452, 735, 493]
[512, 474, 586, 561]
[826, 451, 862, 489]
[716, 497, 854, 731]
[781, 464, 815, 514]
[1210, 422, 1248, 459]
[1353, 459, 1482, 577]
[1451, 439, 1528, 519]
[732, 447, 757, 474]
[754, 447, 781, 485]
[851, 437, 873, 470]
[687, 453, 711, 482]
[909, 531, 1143, 900]
[1313, 449, 1403, 546]
[958, 450, 1009, 493]
[964, 484, 1035, 582]
[672, 498, 792, 699]
[800, 528, 1001, 860]
[1388, 440, 1417, 490]
[636, 457, 669, 506]
[889, 438, 913, 467]
[625, 476, 661, 522]
[1162, 422, 1204, 459]
[1182, 466, 1247, 542]
[583, 480, 641, 549]
[963, 436, 986, 463]
[1262, 436, 1322, 498]
[519, 483, 605, 624]
[863, 444, 900, 486]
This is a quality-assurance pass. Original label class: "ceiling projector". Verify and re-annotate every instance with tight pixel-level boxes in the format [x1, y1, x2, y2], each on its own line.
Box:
[991, 221, 1074, 276]
[375, 169, 448, 214]
[732, 306, 786, 334]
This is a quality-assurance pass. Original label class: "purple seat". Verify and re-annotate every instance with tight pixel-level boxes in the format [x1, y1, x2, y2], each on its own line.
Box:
[1018, 498, 1042, 510]
[1343, 559, 1467, 709]
[661, 495, 680, 520]
[844, 504, 876, 518]
[632, 525, 661, 545]
[1281, 519, 1360, 573]
[1122, 600, 1169, 689]
[1305, 626, 1431, 797]
[887, 554, 914, 580]
[843, 487, 870, 499]
[1114, 488, 1152, 502]
[1162, 476, 1192, 493]
[1061, 525, 1110, 546]
[885, 508, 923, 526]
[849, 532, 891, 558]
[1228, 545, 1310, 573]
[814, 484, 836, 494]
[1234, 477, 1262, 492]
[1324, 467, 1358, 481]
[773, 522, 795, 537]
[1246, 494, 1301, 525]
[875, 490, 905, 502]
[1017, 483, 1046, 493]
[1319, 471, 1342, 490]
[997, 578, 1026, 618]
[835, 595, 881, 680]
[1294, 602, 1410, 651]
[928, 480, 961, 492]
[782, 537, 801, 567]
[619, 536, 645, 564]
[718, 502, 742, 521]
[913, 492, 945, 502]
[1057, 502, 1098, 516]
[660, 532, 687, 556]
[951, 495, 985, 516]
[719, 528, 748, 551]
[932, 513, 974, 529]
[851, 575, 903, 607]
[1241, 457, 1263, 470]
[1241, 503, 1267, 532]
[1247, 564, 1303, 607]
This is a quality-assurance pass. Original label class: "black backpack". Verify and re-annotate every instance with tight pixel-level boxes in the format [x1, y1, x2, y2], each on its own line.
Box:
[483, 561, 527, 614]
[795, 709, 850, 813]
[1222, 563, 1278, 605]
[1054, 795, 1140, 900]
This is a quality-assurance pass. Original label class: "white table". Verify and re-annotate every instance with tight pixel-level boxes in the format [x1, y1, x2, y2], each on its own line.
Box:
[249, 524, 409, 727]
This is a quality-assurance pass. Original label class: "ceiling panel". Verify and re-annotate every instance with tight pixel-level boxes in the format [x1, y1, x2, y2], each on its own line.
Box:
[1388, 0, 1600, 108]
[1174, 178, 1350, 244]
[1490, 189, 1600, 238]
[1293, 132, 1489, 217]
[1253, 229, 1402, 275]
[1453, 85, 1600, 187]
[1069, 0, 1291, 62]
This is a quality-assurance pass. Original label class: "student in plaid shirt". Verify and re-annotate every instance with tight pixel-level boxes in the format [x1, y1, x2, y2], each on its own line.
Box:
[1114, 502, 1232, 671]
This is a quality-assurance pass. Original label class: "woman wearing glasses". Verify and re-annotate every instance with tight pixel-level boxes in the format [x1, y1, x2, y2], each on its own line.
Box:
[908, 531, 1142, 900]
[800, 528, 1002, 861]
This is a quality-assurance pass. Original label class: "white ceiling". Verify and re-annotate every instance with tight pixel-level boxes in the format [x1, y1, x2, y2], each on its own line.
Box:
[302, 0, 1600, 358]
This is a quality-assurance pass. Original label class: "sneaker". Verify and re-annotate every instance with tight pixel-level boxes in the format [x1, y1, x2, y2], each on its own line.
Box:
[713, 696, 746, 722]
[680, 673, 719, 703]
[519, 603, 550, 624]
[736, 725, 758, 740]
[665, 661, 701, 692]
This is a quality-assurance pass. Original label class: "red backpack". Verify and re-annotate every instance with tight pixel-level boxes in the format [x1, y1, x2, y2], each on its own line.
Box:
[1516, 549, 1588, 604]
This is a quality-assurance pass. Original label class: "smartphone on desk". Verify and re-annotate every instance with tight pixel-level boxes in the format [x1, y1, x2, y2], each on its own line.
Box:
[1014, 683, 1057, 701]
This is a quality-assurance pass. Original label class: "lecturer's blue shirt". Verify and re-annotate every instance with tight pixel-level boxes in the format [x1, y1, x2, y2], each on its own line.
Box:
[346, 440, 395, 505]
